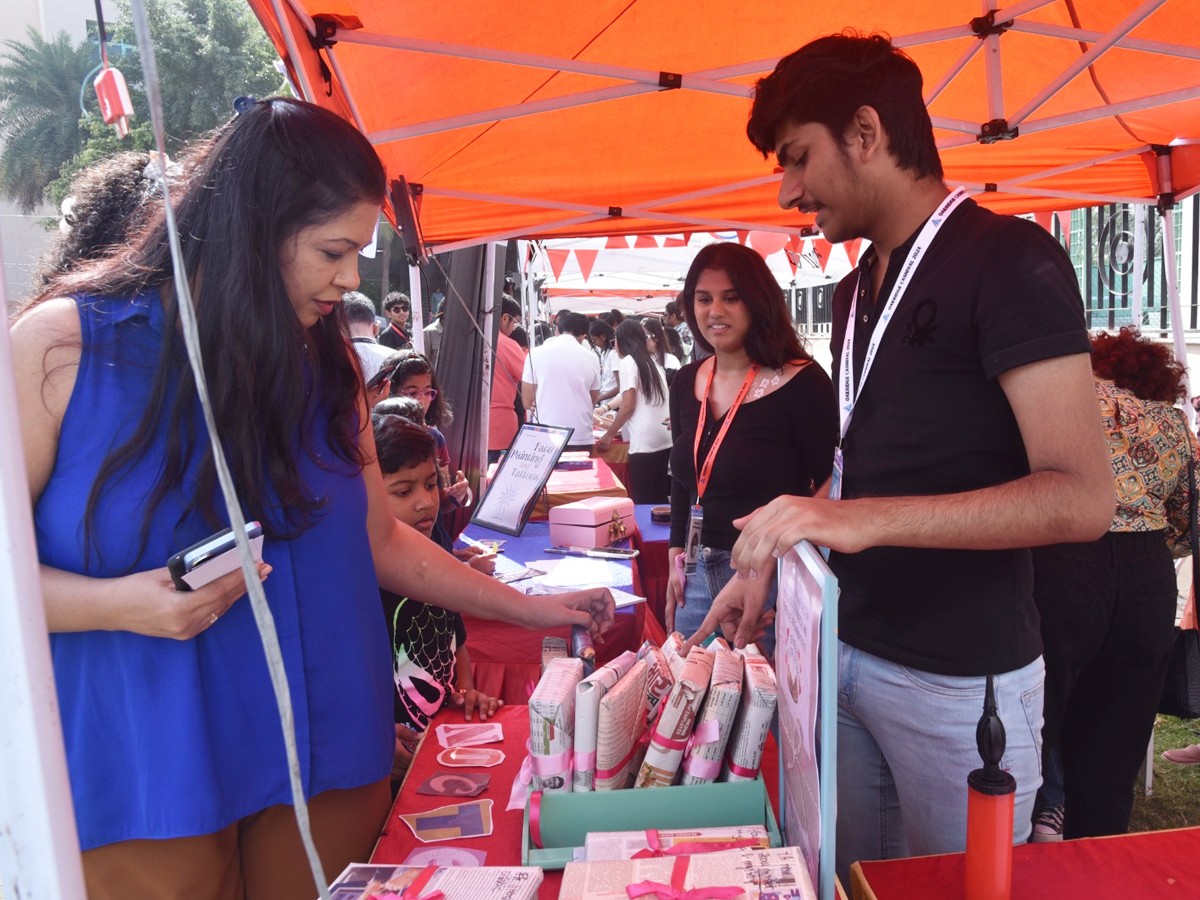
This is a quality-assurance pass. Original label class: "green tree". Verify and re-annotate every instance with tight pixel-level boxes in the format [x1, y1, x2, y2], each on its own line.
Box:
[110, 0, 283, 141]
[0, 28, 97, 213]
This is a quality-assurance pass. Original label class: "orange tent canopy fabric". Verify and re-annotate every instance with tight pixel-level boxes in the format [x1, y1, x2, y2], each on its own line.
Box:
[245, 0, 1200, 251]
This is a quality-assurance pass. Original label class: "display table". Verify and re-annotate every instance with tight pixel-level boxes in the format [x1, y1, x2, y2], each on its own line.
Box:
[528, 456, 627, 520]
[461, 520, 666, 705]
[371, 704, 780, 900]
[850, 825, 1200, 899]
[630, 504, 671, 630]
[593, 438, 629, 489]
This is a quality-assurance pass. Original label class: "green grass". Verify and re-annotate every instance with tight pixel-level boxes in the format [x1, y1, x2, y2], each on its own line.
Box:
[1129, 715, 1200, 832]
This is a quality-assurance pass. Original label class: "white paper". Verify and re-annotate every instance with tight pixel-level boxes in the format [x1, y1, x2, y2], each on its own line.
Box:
[325, 862, 542, 900]
[180, 534, 263, 590]
[537, 556, 623, 588]
[558, 847, 815, 900]
[722, 651, 778, 783]
[594, 658, 649, 790]
[636, 646, 713, 788]
[582, 824, 769, 861]
[529, 657, 584, 792]
[681, 645, 744, 785]
[573, 651, 638, 792]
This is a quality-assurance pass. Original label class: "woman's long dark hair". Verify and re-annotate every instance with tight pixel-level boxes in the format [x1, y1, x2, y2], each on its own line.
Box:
[382, 350, 453, 429]
[641, 316, 671, 368]
[24, 98, 386, 558]
[679, 243, 809, 369]
[615, 319, 666, 406]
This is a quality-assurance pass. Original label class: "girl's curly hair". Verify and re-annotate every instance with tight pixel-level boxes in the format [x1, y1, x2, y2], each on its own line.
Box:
[1090, 326, 1188, 403]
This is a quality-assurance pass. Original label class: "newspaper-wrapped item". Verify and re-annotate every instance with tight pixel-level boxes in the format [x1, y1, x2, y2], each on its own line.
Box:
[541, 636, 568, 675]
[635, 646, 713, 787]
[661, 632, 687, 677]
[594, 658, 649, 790]
[721, 651, 778, 782]
[573, 650, 638, 792]
[637, 642, 676, 724]
[558, 847, 815, 900]
[681, 644, 743, 785]
[529, 657, 584, 792]
[582, 824, 770, 861]
[326, 862, 542, 900]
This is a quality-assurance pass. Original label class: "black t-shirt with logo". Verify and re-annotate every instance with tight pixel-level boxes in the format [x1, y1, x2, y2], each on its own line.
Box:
[830, 198, 1089, 676]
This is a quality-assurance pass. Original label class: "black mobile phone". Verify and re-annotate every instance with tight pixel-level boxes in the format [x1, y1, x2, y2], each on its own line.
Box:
[366, 360, 400, 393]
[167, 521, 264, 591]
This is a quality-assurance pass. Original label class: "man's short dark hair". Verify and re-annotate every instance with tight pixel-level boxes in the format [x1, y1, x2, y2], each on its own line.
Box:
[663, 300, 681, 319]
[342, 291, 377, 325]
[501, 296, 521, 319]
[561, 311, 590, 338]
[384, 291, 411, 312]
[747, 31, 943, 180]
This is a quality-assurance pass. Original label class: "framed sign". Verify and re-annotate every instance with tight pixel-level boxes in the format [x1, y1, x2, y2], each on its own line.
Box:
[471, 423, 573, 535]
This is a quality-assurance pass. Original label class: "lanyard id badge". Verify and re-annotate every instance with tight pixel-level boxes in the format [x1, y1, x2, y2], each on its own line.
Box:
[829, 446, 844, 502]
[684, 503, 704, 573]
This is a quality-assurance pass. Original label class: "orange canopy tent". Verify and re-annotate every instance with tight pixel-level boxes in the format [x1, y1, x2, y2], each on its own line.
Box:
[244, 0, 1200, 252]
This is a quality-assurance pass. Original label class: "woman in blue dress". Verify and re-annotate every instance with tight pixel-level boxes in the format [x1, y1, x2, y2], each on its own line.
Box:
[11, 98, 612, 900]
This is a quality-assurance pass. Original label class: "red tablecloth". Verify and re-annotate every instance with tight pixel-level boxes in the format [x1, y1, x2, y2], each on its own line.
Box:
[372, 704, 779, 900]
[851, 825, 1200, 900]
[530, 456, 627, 520]
[465, 606, 654, 706]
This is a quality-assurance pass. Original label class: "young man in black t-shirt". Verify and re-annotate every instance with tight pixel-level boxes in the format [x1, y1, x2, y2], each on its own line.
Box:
[687, 33, 1112, 879]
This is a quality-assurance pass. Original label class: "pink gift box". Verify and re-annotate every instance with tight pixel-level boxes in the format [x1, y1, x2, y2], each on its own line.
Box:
[549, 496, 636, 549]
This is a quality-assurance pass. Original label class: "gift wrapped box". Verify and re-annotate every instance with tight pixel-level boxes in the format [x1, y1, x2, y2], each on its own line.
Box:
[549, 496, 636, 549]
[722, 649, 778, 783]
[574, 650, 638, 792]
[530, 657, 584, 792]
[636, 641, 676, 724]
[325, 863, 541, 900]
[594, 657, 650, 790]
[582, 824, 770, 861]
[682, 644, 744, 785]
[558, 846, 815, 900]
[636, 646, 714, 788]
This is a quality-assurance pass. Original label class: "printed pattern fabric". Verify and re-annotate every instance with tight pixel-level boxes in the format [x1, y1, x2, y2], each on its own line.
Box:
[388, 594, 466, 732]
[1099, 379, 1198, 551]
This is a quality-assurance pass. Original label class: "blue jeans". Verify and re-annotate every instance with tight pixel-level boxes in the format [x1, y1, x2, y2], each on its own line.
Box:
[836, 642, 1044, 885]
[674, 547, 777, 658]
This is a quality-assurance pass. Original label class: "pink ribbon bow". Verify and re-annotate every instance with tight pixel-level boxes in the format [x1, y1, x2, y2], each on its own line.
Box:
[625, 857, 745, 899]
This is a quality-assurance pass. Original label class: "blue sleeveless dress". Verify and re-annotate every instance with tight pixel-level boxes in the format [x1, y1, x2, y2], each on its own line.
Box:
[35, 291, 393, 850]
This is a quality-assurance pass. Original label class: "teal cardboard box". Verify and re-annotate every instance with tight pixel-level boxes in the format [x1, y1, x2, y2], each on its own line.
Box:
[521, 779, 781, 870]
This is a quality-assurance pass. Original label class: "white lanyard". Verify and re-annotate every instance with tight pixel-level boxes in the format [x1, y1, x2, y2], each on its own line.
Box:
[838, 187, 969, 443]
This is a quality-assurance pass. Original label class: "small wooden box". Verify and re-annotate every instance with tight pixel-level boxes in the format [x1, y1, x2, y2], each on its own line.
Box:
[549, 496, 636, 548]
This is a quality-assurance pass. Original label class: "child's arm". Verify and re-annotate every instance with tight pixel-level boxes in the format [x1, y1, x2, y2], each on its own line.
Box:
[450, 645, 502, 722]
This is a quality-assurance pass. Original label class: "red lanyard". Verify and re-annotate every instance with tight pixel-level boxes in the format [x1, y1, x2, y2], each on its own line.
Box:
[692, 360, 760, 502]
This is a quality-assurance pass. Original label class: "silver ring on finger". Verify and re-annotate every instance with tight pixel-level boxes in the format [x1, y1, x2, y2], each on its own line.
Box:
[209, 611, 219, 625]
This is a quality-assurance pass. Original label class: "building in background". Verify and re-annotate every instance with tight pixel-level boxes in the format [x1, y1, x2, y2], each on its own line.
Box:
[1, 0, 116, 307]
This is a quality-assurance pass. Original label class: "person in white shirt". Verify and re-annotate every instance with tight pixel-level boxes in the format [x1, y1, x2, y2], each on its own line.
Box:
[643, 316, 682, 380]
[588, 318, 620, 404]
[521, 311, 600, 449]
[595, 319, 672, 502]
[343, 291, 393, 383]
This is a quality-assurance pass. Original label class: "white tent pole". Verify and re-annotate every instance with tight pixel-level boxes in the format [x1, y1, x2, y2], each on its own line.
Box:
[370, 84, 656, 143]
[930, 116, 986, 135]
[1132, 204, 1146, 327]
[0, 245, 88, 898]
[410, 263, 426, 356]
[280, 0, 315, 34]
[959, 184, 1152, 206]
[982, 0, 1006, 122]
[1004, 146, 1151, 186]
[1022, 85, 1200, 134]
[268, 0, 316, 101]
[925, 41, 981, 106]
[1009, 0, 1168, 127]
[1009, 20, 1200, 61]
[479, 243, 499, 473]
[324, 48, 369, 132]
[334, 31, 750, 98]
[1164, 212, 1192, 422]
[434, 215, 610, 255]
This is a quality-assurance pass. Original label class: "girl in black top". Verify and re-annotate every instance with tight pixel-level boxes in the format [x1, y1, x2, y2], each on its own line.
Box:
[667, 243, 837, 654]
